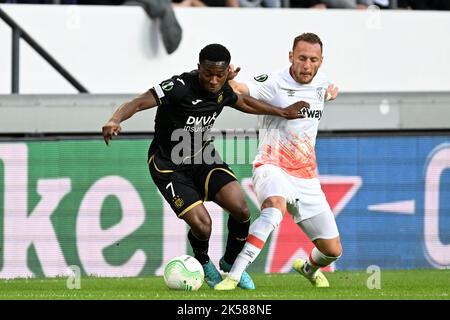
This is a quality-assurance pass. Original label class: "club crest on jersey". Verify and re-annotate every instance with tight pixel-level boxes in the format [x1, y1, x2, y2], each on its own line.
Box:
[316, 87, 326, 102]
[217, 92, 223, 104]
[173, 196, 184, 208]
[161, 80, 174, 91]
[254, 74, 268, 82]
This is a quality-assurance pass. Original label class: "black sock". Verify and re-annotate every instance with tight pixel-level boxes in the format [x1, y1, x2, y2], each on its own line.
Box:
[187, 229, 210, 265]
[223, 216, 250, 265]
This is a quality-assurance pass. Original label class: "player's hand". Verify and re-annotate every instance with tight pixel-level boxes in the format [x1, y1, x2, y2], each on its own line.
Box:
[283, 101, 310, 119]
[227, 64, 241, 81]
[326, 84, 339, 101]
[102, 120, 121, 146]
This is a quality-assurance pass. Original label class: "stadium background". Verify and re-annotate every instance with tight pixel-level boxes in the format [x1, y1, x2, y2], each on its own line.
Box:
[0, 4, 449, 279]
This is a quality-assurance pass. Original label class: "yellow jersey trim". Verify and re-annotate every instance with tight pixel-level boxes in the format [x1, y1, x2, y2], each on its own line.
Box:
[178, 200, 203, 218]
[148, 155, 174, 173]
[204, 168, 236, 201]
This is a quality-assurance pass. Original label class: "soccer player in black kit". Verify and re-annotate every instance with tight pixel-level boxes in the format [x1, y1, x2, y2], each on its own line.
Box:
[102, 44, 309, 290]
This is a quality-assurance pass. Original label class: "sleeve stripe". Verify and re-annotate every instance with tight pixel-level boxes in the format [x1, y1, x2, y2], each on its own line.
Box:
[153, 84, 165, 99]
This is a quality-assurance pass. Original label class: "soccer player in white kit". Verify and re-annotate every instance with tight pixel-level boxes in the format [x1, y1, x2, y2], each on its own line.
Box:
[215, 33, 340, 290]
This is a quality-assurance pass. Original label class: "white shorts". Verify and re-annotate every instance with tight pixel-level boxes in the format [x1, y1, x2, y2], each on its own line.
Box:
[252, 164, 333, 222]
[252, 164, 339, 240]
[297, 210, 339, 241]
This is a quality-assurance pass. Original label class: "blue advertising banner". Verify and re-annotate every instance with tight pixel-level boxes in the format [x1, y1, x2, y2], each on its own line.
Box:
[0, 135, 449, 278]
[314, 136, 450, 270]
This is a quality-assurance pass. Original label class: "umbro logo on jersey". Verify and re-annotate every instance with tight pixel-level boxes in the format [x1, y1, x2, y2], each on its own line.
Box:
[192, 99, 202, 105]
[280, 87, 297, 97]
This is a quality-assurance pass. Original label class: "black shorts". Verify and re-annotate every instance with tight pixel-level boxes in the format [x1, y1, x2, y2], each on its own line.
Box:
[148, 154, 237, 217]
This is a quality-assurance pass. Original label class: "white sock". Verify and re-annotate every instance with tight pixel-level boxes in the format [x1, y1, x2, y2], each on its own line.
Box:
[228, 207, 283, 281]
[304, 247, 341, 277]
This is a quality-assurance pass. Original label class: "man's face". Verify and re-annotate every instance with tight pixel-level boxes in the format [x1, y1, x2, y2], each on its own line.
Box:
[198, 61, 229, 94]
[289, 41, 323, 84]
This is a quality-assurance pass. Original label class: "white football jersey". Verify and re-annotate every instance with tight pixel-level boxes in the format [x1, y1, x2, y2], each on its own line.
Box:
[247, 68, 330, 179]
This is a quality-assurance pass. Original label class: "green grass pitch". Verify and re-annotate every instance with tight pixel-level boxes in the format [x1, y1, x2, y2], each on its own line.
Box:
[0, 269, 448, 300]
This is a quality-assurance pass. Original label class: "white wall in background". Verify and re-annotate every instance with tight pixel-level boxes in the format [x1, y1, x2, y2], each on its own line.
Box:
[0, 4, 449, 94]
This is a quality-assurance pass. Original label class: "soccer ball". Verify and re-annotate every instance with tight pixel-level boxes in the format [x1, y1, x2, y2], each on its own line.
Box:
[163, 255, 204, 291]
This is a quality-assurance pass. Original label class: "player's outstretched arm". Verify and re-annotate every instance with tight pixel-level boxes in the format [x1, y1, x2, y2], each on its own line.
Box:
[102, 90, 157, 146]
[233, 94, 310, 119]
[228, 80, 249, 95]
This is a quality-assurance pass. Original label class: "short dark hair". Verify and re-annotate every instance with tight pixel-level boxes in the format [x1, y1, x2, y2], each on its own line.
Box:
[293, 33, 323, 52]
[199, 44, 231, 65]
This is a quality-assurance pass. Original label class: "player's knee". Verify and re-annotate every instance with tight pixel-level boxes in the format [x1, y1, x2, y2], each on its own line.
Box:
[321, 243, 342, 258]
[236, 204, 251, 222]
[260, 207, 283, 229]
[261, 196, 286, 213]
[192, 219, 212, 240]
[323, 248, 342, 259]
[227, 200, 251, 222]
